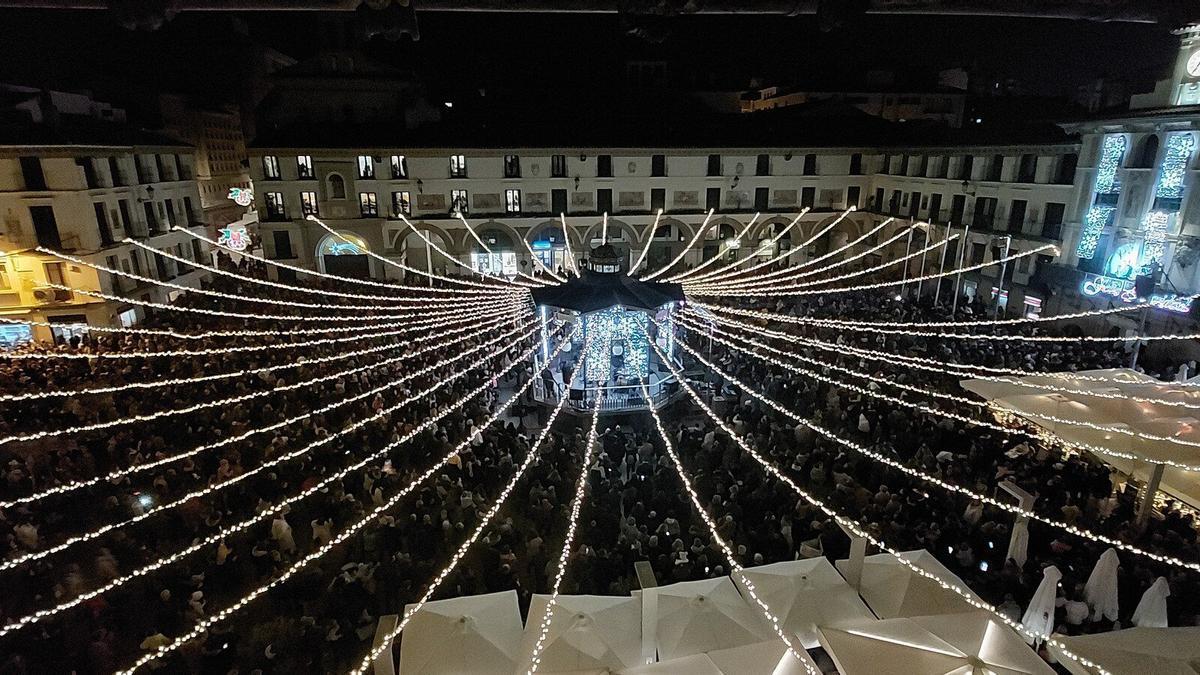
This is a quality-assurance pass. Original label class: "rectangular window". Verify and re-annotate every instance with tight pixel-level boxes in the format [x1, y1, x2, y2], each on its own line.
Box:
[0, 260, 10, 289]
[450, 154, 468, 178]
[30, 205, 62, 248]
[297, 155, 314, 179]
[801, 187, 816, 209]
[44, 261, 65, 287]
[300, 191, 319, 216]
[756, 154, 771, 176]
[988, 154, 1004, 181]
[803, 153, 817, 176]
[262, 155, 281, 180]
[706, 187, 721, 211]
[19, 157, 46, 190]
[108, 157, 125, 187]
[130, 250, 141, 276]
[1055, 154, 1078, 185]
[359, 192, 379, 217]
[971, 243, 986, 265]
[651, 188, 665, 212]
[273, 230, 295, 259]
[707, 154, 722, 176]
[265, 192, 286, 220]
[873, 187, 885, 211]
[390, 155, 408, 179]
[846, 185, 861, 208]
[505, 189, 521, 214]
[551, 155, 567, 178]
[927, 193, 942, 222]
[551, 189, 567, 213]
[959, 155, 974, 180]
[848, 153, 862, 176]
[1008, 199, 1027, 231]
[183, 197, 196, 223]
[357, 155, 375, 179]
[94, 202, 113, 246]
[503, 154, 521, 178]
[597, 188, 613, 213]
[191, 239, 203, 264]
[391, 191, 411, 216]
[1018, 154, 1037, 183]
[1042, 202, 1065, 239]
[949, 194, 966, 224]
[973, 197, 998, 229]
[651, 154, 666, 177]
[597, 154, 612, 178]
[451, 189, 469, 214]
[78, 157, 101, 188]
[908, 191, 921, 219]
[163, 198, 175, 227]
[754, 187, 770, 211]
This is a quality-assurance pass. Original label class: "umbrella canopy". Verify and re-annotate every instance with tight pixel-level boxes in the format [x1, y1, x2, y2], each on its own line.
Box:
[519, 594, 642, 673]
[838, 550, 980, 619]
[398, 590, 524, 675]
[818, 611, 1054, 675]
[1083, 548, 1120, 622]
[620, 639, 820, 674]
[731, 558, 874, 648]
[1048, 627, 1200, 675]
[1131, 576, 1171, 628]
[649, 576, 773, 660]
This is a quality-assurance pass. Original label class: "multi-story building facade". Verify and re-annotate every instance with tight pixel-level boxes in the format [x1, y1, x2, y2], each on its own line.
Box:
[0, 94, 211, 344]
[156, 94, 253, 227]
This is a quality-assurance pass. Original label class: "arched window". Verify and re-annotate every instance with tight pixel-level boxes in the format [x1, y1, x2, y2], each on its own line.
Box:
[1136, 134, 1160, 169]
[328, 173, 346, 200]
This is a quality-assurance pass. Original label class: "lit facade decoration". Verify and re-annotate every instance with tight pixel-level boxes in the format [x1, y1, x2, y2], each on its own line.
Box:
[1155, 133, 1195, 200]
[1104, 241, 1142, 280]
[1080, 272, 1193, 313]
[216, 224, 250, 252]
[1077, 135, 1126, 260]
[583, 305, 649, 382]
[1139, 210, 1171, 273]
[317, 232, 367, 256]
[228, 186, 253, 207]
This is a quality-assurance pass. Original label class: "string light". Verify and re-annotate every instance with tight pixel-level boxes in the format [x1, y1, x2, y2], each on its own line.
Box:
[690, 244, 1057, 297]
[583, 305, 648, 381]
[682, 208, 816, 285]
[179, 226, 514, 295]
[125, 239, 515, 305]
[3, 324, 544, 640]
[1078, 134, 1126, 260]
[641, 208, 715, 281]
[664, 212, 759, 282]
[0, 300, 524, 361]
[458, 213, 555, 287]
[526, 383, 604, 674]
[521, 224, 568, 283]
[116, 329, 572, 674]
[628, 209, 663, 277]
[1155, 133, 1195, 200]
[387, 214, 540, 289]
[0, 315, 521, 510]
[560, 214, 580, 277]
[665, 317, 1200, 572]
[644, 335, 1112, 675]
[350, 337, 591, 675]
[638, 374, 818, 674]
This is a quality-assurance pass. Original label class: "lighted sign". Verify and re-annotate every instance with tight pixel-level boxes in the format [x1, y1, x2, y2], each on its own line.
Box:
[317, 232, 368, 257]
[1155, 134, 1195, 200]
[1077, 134, 1127, 260]
[217, 224, 250, 252]
[1188, 50, 1200, 77]
[726, 238, 742, 250]
[1139, 211, 1171, 274]
[1080, 273, 1193, 313]
[531, 240, 552, 250]
[1104, 241, 1141, 280]
[228, 187, 253, 207]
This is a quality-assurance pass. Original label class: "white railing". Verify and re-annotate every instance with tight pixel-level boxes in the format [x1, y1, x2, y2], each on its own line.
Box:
[533, 377, 678, 412]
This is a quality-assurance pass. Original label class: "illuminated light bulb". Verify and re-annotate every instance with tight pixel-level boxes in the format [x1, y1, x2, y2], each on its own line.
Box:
[628, 209, 665, 277]
[113, 329, 575, 673]
[559, 213, 581, 277]
[665, 211, 761, 283]
[0, 313, 521, 510]
[526, 384, 605, 674]
[180, 226, 514, 294]
[349, 338, 592, 675]
[4, 325, 552, 640]
[125, 238, 520, 305]
[520, 227, 568, 283]
[644, 331, 1113, 675]
[641, 208, 716, 281]
[667, 314, 1200, 572]
[686, 207, 841, 286]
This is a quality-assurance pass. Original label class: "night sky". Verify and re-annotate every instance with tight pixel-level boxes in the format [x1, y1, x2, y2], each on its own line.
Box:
[0, 8, 1182, 110]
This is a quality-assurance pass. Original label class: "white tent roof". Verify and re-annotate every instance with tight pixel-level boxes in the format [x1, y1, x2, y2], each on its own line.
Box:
[398, 590, 524, 675]
[960, 368, 1200, 509]
[647, 576, 773, 661]
[519, 594, 643, 674]
[818, 611, 1054, 675]
[837, 550, 979, 619]
[619, 639, 820, 674]
[1047, 627, 1200, 675]
[731, 557, 875, 648]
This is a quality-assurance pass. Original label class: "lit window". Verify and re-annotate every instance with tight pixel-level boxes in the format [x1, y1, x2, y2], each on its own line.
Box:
[300, 191, 319, 216]
[505, 189, 521, 214]
[392, 191, 411, 216]
[265, 192, 286, 219]
[390, 155, 408, 179]
[262, 155, 280, 179]
[450, 154, 468, 178]
[359, 192, 378, 217]
[451, 189, 469, 214]
[297, 155, 314, 179]
[357, 155, 375, 179]
[504, 154, 521, 178]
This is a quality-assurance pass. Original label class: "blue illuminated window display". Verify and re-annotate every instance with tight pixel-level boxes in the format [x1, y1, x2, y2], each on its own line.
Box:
[583, 306, 649, 383]
[1139, 210, 1171, 273]
[1077, 135, 1126, 260]
[1155, 133, 1195, 200]
[1104, 241, 1142, 280]
[1135, 133, 1195, 273]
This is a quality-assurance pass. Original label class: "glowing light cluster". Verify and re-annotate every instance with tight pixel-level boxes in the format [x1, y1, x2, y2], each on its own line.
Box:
[1077, 134, 1126, 260]
[1155, 132, 1195, 199]
[583, 305, 649, 382]
[642, 208, 715, 281]
[1094, 134, 1127, 195]
[1140, 210, 1171, 272]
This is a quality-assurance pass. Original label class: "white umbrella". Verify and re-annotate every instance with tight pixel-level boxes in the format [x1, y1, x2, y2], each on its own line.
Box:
[519, 594, 642, 673]
[1131, 576, 1170, 628]
[732, 557, 874, 648]
[1083, 548, 1120, 622]
[649, 576, 772, 660]
[818, 610, 1053, 675]
[398, 590, 523, 675]
[838, 550, 980, 619]
[1021, 565, 1061, 646]
[1048, 627, 1200, 675]
[619, 639, 820, 675]
[1006, 519, 1029, 570]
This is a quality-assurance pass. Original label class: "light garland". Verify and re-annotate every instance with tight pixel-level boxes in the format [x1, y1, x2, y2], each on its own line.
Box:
[1077, 134, 1127, 260]
[180, 226, 514, 295]
[664, 212, 759, 282]
[521, 224, 568, 283]
[0, 300, 524, 360]
[628, 209, 664, 277]
[349, 336, 590, 675]
[638, 374, 818, 674]
[582, 305, 649, 382]
[3, 324, 543, 639]
[1140, 211, 1172, 273]
[0, 314, 520, 510]
[643, 334, 1113, 675]
[665, 316, 1200, 571]
[1156, 133, 1195, 200]
[458, 213, 555, 287]
[387, 214, 540, 289]
[689, 244, 1057, 297]
[640, 208, 715, 281]
[526, 382, 604, 674]
[559, 214, 581, 277]
[114, 331, 563, 674]
[682, 208, 816, 285]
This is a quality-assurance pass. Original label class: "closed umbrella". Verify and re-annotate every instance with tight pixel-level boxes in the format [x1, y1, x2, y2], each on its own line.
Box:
[1131, 577, 1170, 628]
[1084, 549, 1120, 622]
[1021, 565, 1061, 646]
[518, 594, 642, 673]
[398, 590, 524, 675]
[650, 577, 772, 661]
[731, 558, 874, 648]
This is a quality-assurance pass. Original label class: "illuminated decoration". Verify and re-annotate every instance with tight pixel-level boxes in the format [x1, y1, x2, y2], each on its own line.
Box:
[1139, 211, 1172, 273]
[583, 305, 649, 382]
[216, 224, 249, 252]
[1104, 241, 1142, 280]
[1156, 134, 1195, 199]
[1189, 50, 1200, 77]
[227, 186, 253, 207]
[1081, 272, 1194, 313]
[1077, 134, 1126, 260]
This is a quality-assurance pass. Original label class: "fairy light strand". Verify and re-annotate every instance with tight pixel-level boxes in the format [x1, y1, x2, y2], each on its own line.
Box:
[388, 214, 540, 289]
[628, 209, 664, 277]
[641, 208, 715, 281]
[665, 211, 763, 283]
[457, 212, 555, 287]
[685, 207, 832, 286]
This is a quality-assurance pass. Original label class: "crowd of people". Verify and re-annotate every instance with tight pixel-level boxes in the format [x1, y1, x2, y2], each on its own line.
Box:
[2, 247, 1199, 674]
